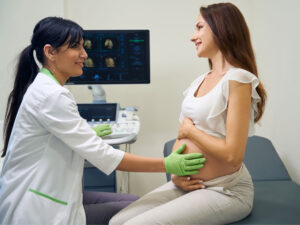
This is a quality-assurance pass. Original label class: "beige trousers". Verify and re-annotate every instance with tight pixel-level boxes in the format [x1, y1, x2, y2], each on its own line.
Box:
[109, 164, 254, 225]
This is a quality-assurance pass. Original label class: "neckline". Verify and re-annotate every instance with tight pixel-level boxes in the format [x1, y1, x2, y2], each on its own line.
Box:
[193, 67, 234, 99]
[40, 67, 61, 85]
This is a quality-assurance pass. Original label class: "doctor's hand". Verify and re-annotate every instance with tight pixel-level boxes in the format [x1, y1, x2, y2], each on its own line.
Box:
[164, 143, 206, 176]
[178, 118, 194, 139]
[171, 175, 206, 192]
[93, 124, 112, 137]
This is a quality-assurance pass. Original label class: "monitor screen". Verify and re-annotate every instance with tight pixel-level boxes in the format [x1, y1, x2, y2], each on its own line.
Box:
[77, 103, 118, 122]
[66, 30, 150, 85]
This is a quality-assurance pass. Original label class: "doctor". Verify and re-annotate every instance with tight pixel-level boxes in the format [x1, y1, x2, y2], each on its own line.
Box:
[0, 17, 206, 225]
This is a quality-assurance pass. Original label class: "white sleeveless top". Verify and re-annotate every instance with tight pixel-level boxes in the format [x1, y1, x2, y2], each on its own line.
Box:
[179, 67, 261, 139]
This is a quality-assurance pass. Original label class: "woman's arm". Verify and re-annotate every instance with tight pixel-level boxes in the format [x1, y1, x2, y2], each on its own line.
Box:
[178, 81, 252, 167]
[116, 145, 205, 175]
[116, 152, 165, 172]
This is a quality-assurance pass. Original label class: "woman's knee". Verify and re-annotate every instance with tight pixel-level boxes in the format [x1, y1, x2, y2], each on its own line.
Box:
[109, 212, 126, 225]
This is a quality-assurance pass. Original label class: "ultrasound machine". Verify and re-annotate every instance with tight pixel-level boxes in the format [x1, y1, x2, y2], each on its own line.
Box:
[66, 30, 150, 193]
[66, 30, 149, 144]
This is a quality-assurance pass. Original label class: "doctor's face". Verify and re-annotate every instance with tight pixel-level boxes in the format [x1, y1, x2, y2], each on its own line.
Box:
[52, 38, 88, 79]
[190, 14, 219, 58]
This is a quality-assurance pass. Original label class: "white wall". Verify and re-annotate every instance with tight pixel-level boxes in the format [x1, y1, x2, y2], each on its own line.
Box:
[251, 0, 300, 183]
[1, 0, 299, 196]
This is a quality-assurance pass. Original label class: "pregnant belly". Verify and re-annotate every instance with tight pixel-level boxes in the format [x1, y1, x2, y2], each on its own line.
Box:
[173, 138, 240, 181]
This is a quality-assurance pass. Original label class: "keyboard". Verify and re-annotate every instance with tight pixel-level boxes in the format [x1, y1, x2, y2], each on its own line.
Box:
[88, 112, 140, 145]
[91, 121, 140, 139]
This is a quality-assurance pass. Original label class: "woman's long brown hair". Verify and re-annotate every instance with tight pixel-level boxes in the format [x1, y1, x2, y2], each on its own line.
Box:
[200, 3, 266, 122]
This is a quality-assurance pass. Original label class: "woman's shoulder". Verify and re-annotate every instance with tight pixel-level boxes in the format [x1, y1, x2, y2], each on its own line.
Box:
[222, 67, 261, 107]
[37, 73, 70, 93]
[29, 73, 73, 106]
[225, 67, 258, 83]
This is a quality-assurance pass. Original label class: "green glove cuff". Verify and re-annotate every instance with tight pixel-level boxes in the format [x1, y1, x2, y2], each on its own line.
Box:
[164, 157, 172, 174]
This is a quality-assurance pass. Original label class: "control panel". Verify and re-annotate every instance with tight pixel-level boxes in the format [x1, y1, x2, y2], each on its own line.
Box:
[77, 103, 140, 145]
[90, 111, 140, 145]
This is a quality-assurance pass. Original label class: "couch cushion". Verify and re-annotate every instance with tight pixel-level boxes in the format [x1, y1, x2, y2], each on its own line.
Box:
[244, 136, 290, 181]
[230, 180, 300, 224]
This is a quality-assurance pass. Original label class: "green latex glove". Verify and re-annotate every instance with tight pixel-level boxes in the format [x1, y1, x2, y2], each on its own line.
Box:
[92, 124, 112, 137]
[164, 143, 206, 176]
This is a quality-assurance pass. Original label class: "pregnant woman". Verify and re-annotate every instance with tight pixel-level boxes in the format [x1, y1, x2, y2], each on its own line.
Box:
[109, 2, 266, 225]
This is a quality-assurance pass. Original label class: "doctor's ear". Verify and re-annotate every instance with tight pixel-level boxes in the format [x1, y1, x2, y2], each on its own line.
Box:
[43, 44, 56, 61]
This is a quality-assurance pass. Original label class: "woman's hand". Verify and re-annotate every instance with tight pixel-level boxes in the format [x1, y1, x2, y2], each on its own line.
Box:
[171, 175, 205, 192]
[178, 118, 194, 139]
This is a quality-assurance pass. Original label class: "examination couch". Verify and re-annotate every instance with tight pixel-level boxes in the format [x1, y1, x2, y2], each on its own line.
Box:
[163, 136, 300, 224]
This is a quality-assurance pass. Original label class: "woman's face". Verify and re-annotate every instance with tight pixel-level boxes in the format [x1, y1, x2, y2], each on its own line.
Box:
[190, 14, 219, 58]
[52, 38, 88, 79]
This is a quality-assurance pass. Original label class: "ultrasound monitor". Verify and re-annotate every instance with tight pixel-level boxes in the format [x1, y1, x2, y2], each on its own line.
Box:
[66, 30, 150, 84]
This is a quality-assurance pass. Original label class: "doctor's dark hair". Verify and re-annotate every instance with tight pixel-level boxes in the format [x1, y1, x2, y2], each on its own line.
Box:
[2, 17, 84, 157]
[200, 3, 266, 122]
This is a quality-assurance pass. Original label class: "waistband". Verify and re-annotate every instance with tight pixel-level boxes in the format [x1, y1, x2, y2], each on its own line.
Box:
[203, 163, 251, 191]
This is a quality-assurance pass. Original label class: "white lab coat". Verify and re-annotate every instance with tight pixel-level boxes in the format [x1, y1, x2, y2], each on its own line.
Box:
[0, 73, 124, 225]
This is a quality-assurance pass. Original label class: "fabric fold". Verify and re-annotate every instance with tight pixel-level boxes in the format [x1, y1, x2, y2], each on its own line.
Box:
[206, 68, 261, 136]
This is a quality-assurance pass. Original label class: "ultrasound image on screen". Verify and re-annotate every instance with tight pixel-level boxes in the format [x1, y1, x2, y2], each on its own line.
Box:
[66, 30, 150, 84]
[102, 56, 118, 68]
[84, 37, 97, 50]
[84, 53, 99, 68]
[102, 37, 119, 50]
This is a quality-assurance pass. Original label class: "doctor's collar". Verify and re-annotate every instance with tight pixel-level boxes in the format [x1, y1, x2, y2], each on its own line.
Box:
[40, 67, 61, 85]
